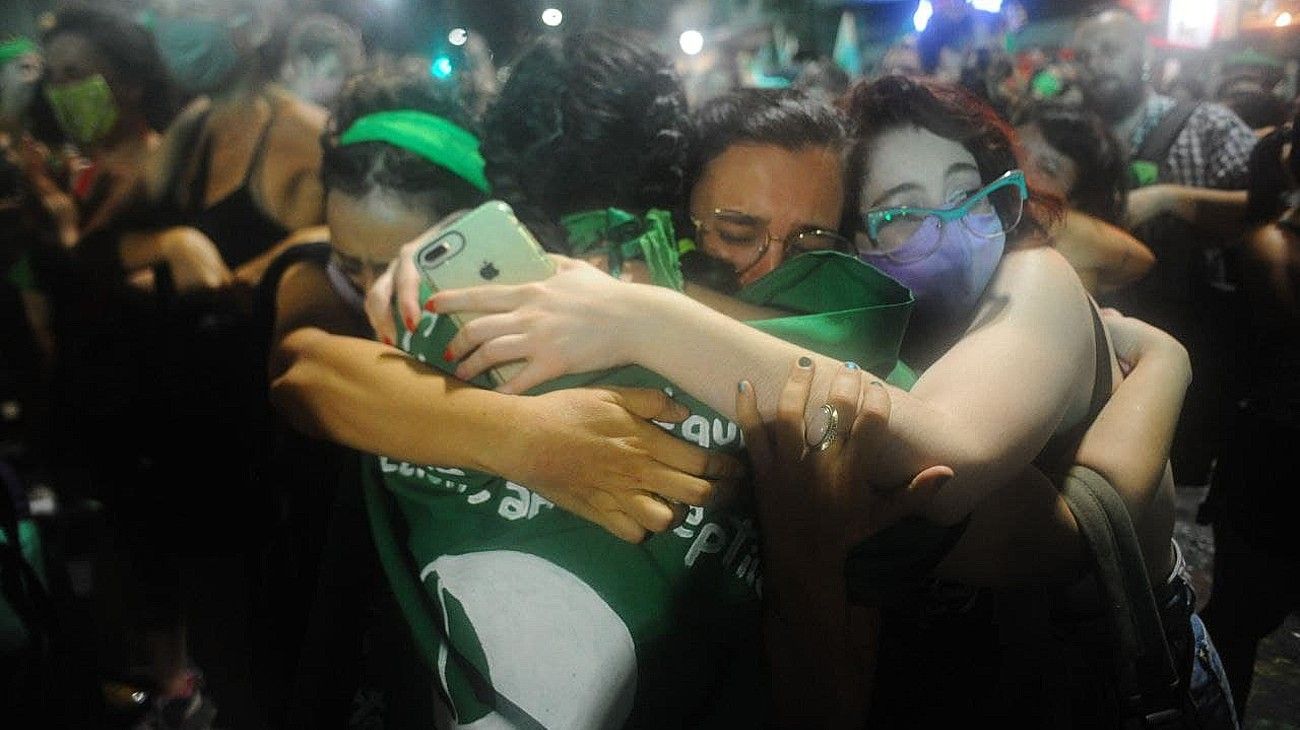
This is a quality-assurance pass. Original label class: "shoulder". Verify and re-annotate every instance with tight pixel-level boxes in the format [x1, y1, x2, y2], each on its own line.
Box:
[267, 87, 327, 141]
[993, 243, 1086, 295]
[267, 88, 328, 158]
[144, 97, 212, 199]
[977, 246, 1092, 342]
[258, 90, 328, 228]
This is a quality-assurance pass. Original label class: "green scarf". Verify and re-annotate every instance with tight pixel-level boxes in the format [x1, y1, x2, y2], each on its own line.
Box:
[560, 207, 685, 291]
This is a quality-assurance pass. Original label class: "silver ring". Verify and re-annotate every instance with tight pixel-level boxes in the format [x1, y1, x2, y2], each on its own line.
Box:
[813, 403, 840, 452]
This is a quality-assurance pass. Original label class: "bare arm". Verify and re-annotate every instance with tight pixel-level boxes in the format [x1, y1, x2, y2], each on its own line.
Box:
[1126, 185, 1249, 243]
[433, 247, 1098, 525]
[269, 263, 743, 543]
[1053, 210, 1155, 294]
[118, 227, 232, 291]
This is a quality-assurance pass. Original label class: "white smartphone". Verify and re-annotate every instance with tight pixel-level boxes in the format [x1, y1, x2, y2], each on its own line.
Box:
[414, 200, 556, 386]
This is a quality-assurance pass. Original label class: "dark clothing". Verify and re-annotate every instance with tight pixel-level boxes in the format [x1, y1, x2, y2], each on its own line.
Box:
[182, 105, 289, 269]
[1104, 97, 1255, 484]
[1201, 520, 1300, 718]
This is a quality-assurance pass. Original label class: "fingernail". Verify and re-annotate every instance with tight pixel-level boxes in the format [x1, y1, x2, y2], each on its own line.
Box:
[844, 361, 860, 370]
[442, 347, 455, 363]
[797, 356, 812, 369]
[404, 314, 415, 332]
[381, 335, 392, 346]
[737, 380, 749, 393]
[423, 298, 437, 313]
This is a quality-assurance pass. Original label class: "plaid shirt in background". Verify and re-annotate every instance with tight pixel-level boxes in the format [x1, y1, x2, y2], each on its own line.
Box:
[1128, 94, 1258, 190]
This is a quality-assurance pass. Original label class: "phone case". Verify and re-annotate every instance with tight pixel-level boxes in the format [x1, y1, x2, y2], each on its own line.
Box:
[415, 201, 556, 386]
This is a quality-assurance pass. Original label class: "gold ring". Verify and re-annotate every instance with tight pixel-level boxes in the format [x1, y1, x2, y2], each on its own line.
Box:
[814, 403, 840, 452]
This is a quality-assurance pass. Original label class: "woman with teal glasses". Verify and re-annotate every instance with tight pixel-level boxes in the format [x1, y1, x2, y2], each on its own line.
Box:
[386, 76, 1234, 726]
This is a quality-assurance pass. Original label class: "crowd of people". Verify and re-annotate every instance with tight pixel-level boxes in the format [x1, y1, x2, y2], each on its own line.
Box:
[0, 1, 1295, 728]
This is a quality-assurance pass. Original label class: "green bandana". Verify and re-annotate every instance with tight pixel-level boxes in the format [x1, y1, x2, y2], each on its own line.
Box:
[339, 110, 490, 194]
[0, 37, 36, 66]
[561, 207, 685, 291]
[1130, 160, 1160, 189]
[45, 74, 119, 146]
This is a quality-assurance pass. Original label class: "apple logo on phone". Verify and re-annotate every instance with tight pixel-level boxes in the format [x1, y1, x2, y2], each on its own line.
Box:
[480, 262, 500, 280]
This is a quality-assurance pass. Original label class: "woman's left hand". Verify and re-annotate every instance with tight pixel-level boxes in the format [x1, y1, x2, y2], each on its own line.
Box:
[735, 359, 953, 562]
[430, 255, 646, 393]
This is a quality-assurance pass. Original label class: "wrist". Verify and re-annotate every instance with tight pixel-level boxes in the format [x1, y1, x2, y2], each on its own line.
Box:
[610, 282, 672, 365]
[473, 391, 543, 477]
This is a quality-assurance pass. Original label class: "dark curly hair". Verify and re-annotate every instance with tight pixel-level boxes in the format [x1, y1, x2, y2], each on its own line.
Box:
[480, 29, 690, 251]
[839, 75, 1061, 246]
[1017, 103, 1128, 225]
[321, 67, 487, 218]
[42, 5, 178, 132]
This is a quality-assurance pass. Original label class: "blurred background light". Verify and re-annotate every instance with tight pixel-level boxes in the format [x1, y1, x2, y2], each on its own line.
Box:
[542, 8, 563, 27]
[914, 0, 933, 33]
[1277, 12, 1294, 27]
[679, 29, 704, 56]
[448, 27, 468, 46]
[431, 54, 453, 79]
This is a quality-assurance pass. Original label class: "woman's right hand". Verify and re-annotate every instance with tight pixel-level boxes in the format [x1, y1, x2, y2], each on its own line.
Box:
[502, 386, 744, 543]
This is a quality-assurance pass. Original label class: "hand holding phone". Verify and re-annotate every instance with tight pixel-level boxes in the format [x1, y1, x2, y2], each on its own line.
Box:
[413, 201, 556, 385]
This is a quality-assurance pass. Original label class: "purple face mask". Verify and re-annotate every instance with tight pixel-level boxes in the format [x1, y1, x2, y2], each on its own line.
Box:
[861, 212, 1005, 322]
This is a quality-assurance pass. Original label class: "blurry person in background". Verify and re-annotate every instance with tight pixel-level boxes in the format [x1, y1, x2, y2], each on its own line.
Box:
[1017, 103, 1155, 293]
[1198, 112, 1300, 721]
[1073, 4, 1257, 486]
[40, 7, 177, 241]
[133, 0, 326, 291]
[0, 35, 42, 134]
[1072, 7, 1255, 230]
[1216, 75, 1288, 136]
[877, 40, 922, 78]
[793, 57, 852, 104]
[278, 13, 365, 110]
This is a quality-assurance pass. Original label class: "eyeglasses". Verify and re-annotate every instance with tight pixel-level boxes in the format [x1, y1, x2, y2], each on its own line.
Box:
[859, 169, 1027, 264]
[692, 208, 851, 276]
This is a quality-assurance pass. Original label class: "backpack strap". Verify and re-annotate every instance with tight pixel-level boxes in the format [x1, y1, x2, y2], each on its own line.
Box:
[1057, 466, 1187, 730]
[1134, 101, 1199, 179]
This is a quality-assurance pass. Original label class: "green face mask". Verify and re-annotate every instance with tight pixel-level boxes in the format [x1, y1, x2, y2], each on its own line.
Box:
[45, 74, 119, 146]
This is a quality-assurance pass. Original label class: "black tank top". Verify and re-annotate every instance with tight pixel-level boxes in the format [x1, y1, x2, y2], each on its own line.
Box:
[182, 101, 290, 269]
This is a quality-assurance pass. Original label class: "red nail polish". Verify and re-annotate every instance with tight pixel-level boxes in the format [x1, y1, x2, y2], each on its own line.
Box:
[424, 298, 437, 313]
[381, 335, 392, 346]
[404, 315, 415, 332]
[443, 347, 455, 363]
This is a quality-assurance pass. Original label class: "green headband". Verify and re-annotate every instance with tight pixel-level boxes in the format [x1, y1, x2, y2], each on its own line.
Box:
[0, 37, 37, 66]
[339, 110, 490, 194]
